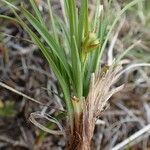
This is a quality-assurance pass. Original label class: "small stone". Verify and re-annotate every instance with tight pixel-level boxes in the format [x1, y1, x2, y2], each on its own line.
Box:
[58, 138, 65, 147]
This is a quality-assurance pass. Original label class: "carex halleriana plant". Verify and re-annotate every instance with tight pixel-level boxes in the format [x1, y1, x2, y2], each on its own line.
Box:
[0, 0, 143, 149]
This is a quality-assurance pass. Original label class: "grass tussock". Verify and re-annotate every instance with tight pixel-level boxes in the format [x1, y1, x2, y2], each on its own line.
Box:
[0, 0, 148, 149]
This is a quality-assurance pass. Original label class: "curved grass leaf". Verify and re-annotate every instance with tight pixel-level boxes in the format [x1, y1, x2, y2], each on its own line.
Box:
[95, 0, 144, 72]
[29, 0, 44, 25]
[21, 7, 72, 81]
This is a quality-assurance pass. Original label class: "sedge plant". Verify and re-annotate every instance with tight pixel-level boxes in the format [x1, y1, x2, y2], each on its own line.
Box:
[0, 0, 143, 149]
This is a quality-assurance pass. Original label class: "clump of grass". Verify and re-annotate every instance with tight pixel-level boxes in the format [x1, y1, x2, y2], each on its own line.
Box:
[0, 0, 143, 149]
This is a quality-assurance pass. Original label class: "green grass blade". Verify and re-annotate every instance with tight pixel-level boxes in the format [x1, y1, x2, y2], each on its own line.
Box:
[0, 15, 19, 22]
[95, 0, 143, 71]
[67, 0, 78, 38]
[21, 7, 72, 80]
[95, 0, 144, 71]
[116, 41, 141, 63]
[1, 0, 19, 10]
[29, 0, 44, 25]
[78, 0, 88, 47]
[47, 0, 58, 43]
[64, 0, 83, 98]
[73, 36, 82, 98]
[84, 0, 89, 35]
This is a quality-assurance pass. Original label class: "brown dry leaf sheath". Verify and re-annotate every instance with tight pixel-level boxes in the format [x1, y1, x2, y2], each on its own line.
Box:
[67, 65, 124, 150]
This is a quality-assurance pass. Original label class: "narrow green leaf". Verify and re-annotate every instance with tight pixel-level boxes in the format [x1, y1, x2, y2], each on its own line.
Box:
[29, 0, 44, 25]
[73, 36, 82, 98]
[95, 0, 144, 72]
[78, 0, 88, 47]
[1, 0, 19, 10]
[67, 0, 78, 38]
[0, 15, 19, 22]
[47, 0, 58, 43]
[21, 7, 72, 81]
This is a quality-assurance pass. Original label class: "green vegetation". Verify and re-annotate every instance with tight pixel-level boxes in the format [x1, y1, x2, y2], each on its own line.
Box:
[0, 101, 16, 117]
